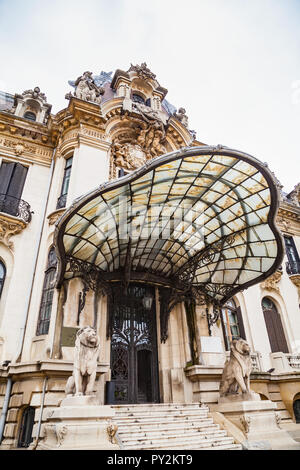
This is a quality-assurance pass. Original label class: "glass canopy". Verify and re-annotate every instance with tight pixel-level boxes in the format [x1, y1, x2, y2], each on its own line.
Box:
[54, 145, 284, 305]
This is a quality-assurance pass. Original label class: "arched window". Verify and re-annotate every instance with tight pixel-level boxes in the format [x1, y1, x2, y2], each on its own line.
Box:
[0, 261, 6, 298]
[132, 93, 145, 104]
[293, 399, 300, 423]
[262, 297, 289, 353]
[36, 247, 57, 335]
[18, 406, 35, 447]
[23, 111, 36, 121]
[221, 298, 246, 350]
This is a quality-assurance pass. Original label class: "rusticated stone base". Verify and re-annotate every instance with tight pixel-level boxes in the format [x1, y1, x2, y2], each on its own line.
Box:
[36, 395, 120, 450]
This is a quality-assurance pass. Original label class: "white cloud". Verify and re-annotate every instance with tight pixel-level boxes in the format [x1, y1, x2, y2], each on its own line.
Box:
[0, 0, 299, 192]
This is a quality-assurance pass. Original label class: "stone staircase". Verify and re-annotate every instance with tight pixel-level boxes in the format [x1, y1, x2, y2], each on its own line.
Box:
[112, 403, 242, 450]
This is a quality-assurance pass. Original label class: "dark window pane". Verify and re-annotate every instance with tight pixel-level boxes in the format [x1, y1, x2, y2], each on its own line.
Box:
[24, 111, 36, 121]
[36, 248, 57, 335]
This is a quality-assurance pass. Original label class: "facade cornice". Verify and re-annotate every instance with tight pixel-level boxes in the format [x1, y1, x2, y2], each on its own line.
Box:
[0, 133, 53, 167]
[0, 112, 53, 145]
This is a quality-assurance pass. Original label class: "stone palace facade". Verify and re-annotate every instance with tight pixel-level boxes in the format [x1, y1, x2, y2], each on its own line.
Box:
[0, 64, 299, 449]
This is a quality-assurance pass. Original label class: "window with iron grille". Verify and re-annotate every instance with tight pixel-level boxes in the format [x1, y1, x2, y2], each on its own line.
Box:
[18, 406, 35, 448]
[0, 261, 5, 298]
[284, 236, 300, 274]
[56, 156, 73, 209]
[36, 247, 57, 335]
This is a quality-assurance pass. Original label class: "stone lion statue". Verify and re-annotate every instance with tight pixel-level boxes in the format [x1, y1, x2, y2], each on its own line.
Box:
[65, 326, 100, 396]
[219, 339, 252, 397]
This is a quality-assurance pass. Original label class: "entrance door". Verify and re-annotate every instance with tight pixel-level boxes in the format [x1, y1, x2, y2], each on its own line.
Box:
[109, 284, 159, 404]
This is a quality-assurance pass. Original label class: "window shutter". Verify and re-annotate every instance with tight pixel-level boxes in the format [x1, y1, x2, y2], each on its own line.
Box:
[236, 306, 246, 340]
[0, 162, 15, 195]
[7, 163, 28, 199]
[263, 308, 289, 353]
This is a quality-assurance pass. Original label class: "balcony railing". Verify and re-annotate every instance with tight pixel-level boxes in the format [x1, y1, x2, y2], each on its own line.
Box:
[0, 194, 32, 223]
[226, 351, 262, 372]
[286, 354, 300, 369]
[286, 261, 300, 275]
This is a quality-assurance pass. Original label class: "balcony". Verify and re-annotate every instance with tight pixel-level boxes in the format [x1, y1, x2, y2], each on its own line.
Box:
[0, 194, 32, 250]
[0, 194, 32, 223]
[286, 261, 300, 275]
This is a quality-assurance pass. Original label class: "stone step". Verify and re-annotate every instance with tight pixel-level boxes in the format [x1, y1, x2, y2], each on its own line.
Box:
[112, 402, 241, 450]
[116, 420, 218, 434]
[114, 410, 209, 419]
[166, 442, 243, 450]
[113, 405, 208, 415]
[113, 415, 212, 426]
[113, 402, 207, 409]
[122, 435, 237, 450]
[119, 428, 227, 443]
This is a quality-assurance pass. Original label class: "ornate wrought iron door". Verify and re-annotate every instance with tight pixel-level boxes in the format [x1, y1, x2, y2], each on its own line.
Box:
[109, 284, 159, 404]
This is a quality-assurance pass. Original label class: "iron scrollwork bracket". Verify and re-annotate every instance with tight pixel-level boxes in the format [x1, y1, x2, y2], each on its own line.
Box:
[206, 304, 221, 336]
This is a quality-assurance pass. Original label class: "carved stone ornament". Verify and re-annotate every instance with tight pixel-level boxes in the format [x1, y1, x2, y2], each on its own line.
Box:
[112, 141, 147, 171]
[0, 216, 26, 250]
[173, 107, 189, 128]
[21, 86, 47, 102]
[106, 425, 118, 444]
[66, 71, 105, 105]
[128, 62, 156, 81]
[260, 270, 282, 292]
[289, 274, 300, 300]
[110, 102, 167, 177]
[240, 414, 251, 434]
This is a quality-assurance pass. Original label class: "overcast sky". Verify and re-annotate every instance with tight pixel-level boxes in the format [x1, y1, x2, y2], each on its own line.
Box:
[0, 0, 299, 193]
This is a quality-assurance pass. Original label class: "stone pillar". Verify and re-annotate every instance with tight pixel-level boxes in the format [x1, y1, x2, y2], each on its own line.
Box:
[51, 283, 68, 360]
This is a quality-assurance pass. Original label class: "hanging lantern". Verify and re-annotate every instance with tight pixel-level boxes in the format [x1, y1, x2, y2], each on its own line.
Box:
[142, 293, 154, 311]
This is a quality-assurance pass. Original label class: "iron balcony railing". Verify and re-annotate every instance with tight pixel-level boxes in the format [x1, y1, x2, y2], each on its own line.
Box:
[286, 261, 300, 275]
[286, 354, 300, 369]
[0, 194, 32, 223]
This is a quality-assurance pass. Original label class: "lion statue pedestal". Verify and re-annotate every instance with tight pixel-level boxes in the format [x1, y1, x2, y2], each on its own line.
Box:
[216, 339, 300, 450]
[37, 327, 119, 450]
[37, 395, 119, 450]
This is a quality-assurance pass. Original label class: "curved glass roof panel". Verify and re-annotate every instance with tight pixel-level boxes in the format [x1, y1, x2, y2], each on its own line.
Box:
[54, 145, 284, 305]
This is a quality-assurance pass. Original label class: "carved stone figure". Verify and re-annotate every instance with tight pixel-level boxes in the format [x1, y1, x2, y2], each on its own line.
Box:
[67, 71, 105, 104]
[219, 339, 252, 397]
[65, 326, 100, 396]
[113, 141, 147, 170]
[173, 107, 189, 128]
[128, 62, 156, 81]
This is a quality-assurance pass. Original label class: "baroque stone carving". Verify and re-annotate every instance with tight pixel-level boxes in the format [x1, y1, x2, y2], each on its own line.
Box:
[66, 71, 105, 104]
[112, 141, 147, 171]
[240, 414, 251, 434]
[128, 62, 156, 81]
[106, 425, 118, 444]
[0, 216, 26, 250]
[260, 270, 282, 292]
[173, 107, 189, 128]
[65, 326, 100, 396]
[219, 339, 252, 397]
